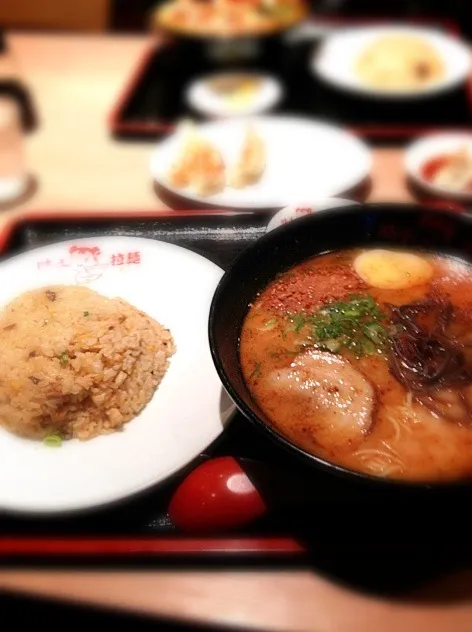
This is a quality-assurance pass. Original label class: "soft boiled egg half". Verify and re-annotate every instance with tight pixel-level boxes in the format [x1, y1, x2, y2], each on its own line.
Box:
[354, 249, 434, 290]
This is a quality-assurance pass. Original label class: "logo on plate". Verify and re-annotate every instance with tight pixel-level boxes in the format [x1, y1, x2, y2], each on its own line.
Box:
[36, 245, 142, 283]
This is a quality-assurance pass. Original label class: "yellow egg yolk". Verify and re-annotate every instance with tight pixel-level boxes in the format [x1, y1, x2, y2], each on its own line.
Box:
[353, 249, 434, 290]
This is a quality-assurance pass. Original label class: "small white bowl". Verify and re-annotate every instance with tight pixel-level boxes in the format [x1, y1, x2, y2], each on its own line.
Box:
[185, 71, 283, 119]
[312, 25, 472, 100]
[266, 198, 359, 232]
[405, 132, 472, 201]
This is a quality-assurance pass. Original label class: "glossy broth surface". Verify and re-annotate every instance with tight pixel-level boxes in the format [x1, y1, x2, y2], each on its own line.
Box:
[240, 249, 472, 481]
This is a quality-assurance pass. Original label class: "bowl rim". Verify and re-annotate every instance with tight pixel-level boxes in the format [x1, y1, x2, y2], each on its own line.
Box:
[208, 202, 472, 490]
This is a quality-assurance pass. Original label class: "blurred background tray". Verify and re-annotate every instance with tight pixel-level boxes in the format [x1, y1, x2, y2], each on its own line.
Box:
[109, 17, 472, 144]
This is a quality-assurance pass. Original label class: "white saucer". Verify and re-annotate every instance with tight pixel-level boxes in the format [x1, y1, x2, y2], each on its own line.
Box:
[185, 72, 283, 118]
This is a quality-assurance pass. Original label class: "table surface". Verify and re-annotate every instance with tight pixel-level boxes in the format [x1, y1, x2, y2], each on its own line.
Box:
[1, 32, 412, 223]
[0, 32, 471, 632]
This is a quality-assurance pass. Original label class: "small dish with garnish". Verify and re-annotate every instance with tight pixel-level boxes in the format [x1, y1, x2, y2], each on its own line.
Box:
[406, 132, 472, 200]
[185, 72, 283, 119]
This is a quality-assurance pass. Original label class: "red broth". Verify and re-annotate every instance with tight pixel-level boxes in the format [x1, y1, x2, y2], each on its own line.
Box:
[240, 249, 472, 482]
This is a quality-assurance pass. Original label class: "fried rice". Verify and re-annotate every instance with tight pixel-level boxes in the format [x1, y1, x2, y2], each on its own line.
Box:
[0, 285, 175, 440]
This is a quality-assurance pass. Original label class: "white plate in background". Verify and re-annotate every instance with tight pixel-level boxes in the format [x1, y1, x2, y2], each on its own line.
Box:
[405, 131, 472, 200]
[312, 25, 472, 99]
[150, 115, 371, 210]
[185, 71, 283, 118]
[266, 198, 360, 231]
[0, 236, 233, 514]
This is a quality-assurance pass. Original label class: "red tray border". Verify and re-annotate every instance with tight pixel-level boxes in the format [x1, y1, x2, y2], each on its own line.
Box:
[0, 537, 304, 557]
[0, 202, 464, 558]
[108, 15, 471, 139]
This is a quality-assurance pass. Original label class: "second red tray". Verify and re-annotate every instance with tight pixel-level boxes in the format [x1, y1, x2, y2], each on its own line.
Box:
[109, 16, 472, 143]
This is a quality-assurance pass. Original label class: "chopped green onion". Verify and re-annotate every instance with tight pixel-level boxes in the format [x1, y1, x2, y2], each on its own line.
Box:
[250, 363, 261, 379]
[321, 339, 342, 353]
[343, 308, 361, 318]
[287, 313, 306, 332]
[263, 318, 277, 330]
[269, 347, 301, 358]
[43, 434, 62, 447]
[364, 322, 387, 345]
[277, 295, 390, 359]
[83, 311, 89, 317]
[59, 352, 69, 365]
[294, 314, 306, 332]
[361, 339, 377, 356]
[288, 294, 390, 358]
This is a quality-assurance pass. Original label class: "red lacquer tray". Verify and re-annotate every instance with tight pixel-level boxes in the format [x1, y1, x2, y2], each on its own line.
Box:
[0, 210, 305, 566]
[0, 208, 469, 598]
[108, 16, 472, 143]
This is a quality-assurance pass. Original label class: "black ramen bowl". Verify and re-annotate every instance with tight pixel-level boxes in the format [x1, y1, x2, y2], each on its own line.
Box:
[209, 203, 472, 493]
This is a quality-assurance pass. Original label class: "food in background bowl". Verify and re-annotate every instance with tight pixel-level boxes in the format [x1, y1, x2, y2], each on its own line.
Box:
[355, 34, 445, 91]
[0, 285, 175, 441]
[153, 0, 307, 38]
[167, 120, 266, 196]
[207, 74, 264, 109]
[167, 121, 227, 196]
[229, 123, 266, 188]
[186, 72, 283, 118]
[405, 133, 472, 200]
[421, 146, 472, 193]
[313, 26, 472, 100]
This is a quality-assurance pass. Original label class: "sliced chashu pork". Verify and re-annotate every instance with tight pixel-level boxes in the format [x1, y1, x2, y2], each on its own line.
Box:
[266, 349, 375, 450]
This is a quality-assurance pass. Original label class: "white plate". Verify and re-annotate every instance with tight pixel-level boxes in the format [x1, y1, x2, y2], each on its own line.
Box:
[185, 72, 283, 118]
[266, 197, 359, 232]
[0, 236, 232, 514]
[405, 131, 472, 201]
[150, 116, 371, 210]
[312, 25, 472, 99]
